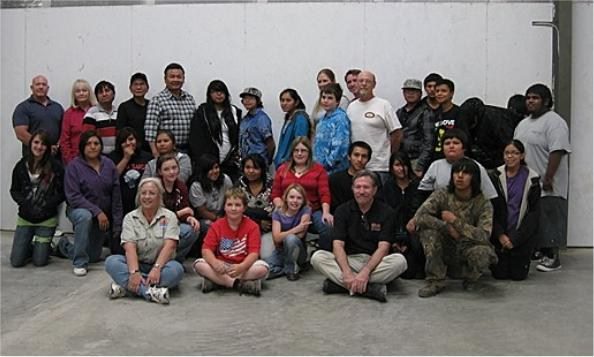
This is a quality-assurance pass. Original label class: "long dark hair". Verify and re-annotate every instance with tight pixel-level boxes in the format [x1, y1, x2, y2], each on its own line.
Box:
[240, 154, 267, 184]
[27, 129, 52, 177]
[505, 139, 527, 166]
[448, 158, 482, 197]
[114, 127, 140, 156]
[79, 130, 103, 160]
[279, 88, 312, 138]
[204, 80, 238, 146]
[196, 154, 224, 193]
[389, 151, 414, 181]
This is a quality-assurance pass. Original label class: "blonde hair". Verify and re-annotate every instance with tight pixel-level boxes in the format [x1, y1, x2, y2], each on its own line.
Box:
[281, 183, 309, 213]
[135, 178, 164, 207]
[224, 187, 248, 207]
[70, 79, 97, 108]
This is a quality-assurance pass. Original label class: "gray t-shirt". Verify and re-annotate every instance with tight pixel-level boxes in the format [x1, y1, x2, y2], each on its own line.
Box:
[189, 174, 233, 212]
[514, 110, 571, 199]
[419, 158, 498, 200]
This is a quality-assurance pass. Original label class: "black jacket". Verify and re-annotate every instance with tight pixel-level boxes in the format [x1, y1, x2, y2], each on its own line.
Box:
[489, 165, 540, 256]
[10, 157, 65, 223]
[189, 103, 241, 166]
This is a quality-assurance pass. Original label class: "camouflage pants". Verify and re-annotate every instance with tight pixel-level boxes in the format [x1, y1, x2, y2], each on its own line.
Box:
[419, 228, 497, 282]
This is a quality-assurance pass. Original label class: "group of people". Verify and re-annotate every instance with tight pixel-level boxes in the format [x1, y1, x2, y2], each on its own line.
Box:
[9, 63, 570, 304]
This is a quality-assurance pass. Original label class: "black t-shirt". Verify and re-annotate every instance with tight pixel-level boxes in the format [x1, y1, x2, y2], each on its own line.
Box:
[116, 98, 150, 153]
[108, 150, 152, 214]
[432, 104, 470, 160]
[333, 199, 396, 255]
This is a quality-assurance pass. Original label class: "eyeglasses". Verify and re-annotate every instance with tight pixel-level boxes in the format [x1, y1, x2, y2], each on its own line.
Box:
[504, 151, 522, 157]
[360, 214, 369, 231]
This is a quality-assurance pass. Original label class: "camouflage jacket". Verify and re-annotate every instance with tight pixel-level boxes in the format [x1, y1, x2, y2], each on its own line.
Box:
[414, 188, 493, 243]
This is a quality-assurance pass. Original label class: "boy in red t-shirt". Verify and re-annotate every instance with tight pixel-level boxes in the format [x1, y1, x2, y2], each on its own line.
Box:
[193, 188, 269, 296]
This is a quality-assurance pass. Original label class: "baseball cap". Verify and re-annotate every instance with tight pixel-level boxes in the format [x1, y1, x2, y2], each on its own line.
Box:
[240, 87, 262, 99]
[402, 79, 422, 91]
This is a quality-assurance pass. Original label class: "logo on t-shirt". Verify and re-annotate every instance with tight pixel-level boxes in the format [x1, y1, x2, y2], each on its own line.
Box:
[364, 112, 375, 119]
[219, 235, 248, 257]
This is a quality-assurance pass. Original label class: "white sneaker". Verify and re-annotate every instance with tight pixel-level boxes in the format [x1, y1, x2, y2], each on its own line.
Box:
[109, 282, 127, 299]
[147, 286, 170, 304]
[73, 267, 87, 276]
[53, 229, 64, 238]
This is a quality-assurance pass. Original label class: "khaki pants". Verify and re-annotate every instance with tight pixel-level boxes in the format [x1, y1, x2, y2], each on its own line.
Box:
[310, 250, 407, 287]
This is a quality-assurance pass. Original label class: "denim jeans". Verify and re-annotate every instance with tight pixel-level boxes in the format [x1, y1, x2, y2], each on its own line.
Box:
[264, 234, 307, 278]
[310, 210, 332, 251]
[11, 225, 56, 267]
[60, 207, 109, 268]
[177, 223, 199, 263]
[105, 254, 184, 300]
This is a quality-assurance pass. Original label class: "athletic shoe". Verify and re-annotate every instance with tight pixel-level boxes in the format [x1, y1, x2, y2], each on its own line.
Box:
[238, 279, 261, 296]
[109, 282, 126, 299]
[322, 279, 348, 294]
[147, 286, 170, 304]
[73, 267, 87, 276]
[536, 256, 562, 272]
[363, 283, 387, 303]
[201, 277, 217, 293]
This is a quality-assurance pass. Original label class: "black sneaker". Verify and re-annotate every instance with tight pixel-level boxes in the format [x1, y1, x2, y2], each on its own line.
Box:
[238, 279, 261, 296]
[201, 277, 217, 293]
[322, 279, 349, 294]
[363, 283, 387, 303]
[536, 256, 562, 272]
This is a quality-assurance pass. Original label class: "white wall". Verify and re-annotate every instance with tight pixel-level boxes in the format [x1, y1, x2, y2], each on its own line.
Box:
[567, 2, 593, 247]
[1, 2, 558, 232]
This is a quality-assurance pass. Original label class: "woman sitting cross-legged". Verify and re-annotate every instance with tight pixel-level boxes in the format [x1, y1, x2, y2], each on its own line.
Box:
[105, 178, 184, 304]
[193, 188, 269, 296]
[264, 184, 311, 281]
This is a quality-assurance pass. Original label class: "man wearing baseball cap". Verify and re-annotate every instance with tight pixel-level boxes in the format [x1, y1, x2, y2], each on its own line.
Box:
[396, 79, 436, 177]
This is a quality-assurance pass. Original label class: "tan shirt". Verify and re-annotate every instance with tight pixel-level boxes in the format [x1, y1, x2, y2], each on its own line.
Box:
[121, 206, 180, 263]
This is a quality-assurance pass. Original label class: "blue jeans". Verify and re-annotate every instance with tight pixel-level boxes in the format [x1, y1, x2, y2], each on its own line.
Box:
[264, 234, 307, 278]
[60, 208, 109, 268]
[105, 255, 184, 300]
[177, 223, 198, 263]
[310, 210, 332, 251]
[11, 225, 56, 267]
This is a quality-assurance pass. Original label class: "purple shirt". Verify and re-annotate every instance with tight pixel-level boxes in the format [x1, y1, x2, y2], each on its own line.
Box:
[506, 166, 528, 233]
[64, 156, 123, 230]
[272, 206, 311, 231]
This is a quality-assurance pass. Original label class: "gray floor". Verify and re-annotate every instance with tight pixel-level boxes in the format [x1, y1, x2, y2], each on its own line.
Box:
[0, 231, 592, 356]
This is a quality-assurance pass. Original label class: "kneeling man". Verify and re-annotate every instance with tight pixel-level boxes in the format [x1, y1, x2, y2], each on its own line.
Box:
[415, 158, 497, 297]
[311, 170, 407, 302]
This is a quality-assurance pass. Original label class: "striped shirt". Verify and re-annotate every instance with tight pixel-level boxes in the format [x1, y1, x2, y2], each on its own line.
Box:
[82, 104, 117, 154]
[145, 88, 196, 148]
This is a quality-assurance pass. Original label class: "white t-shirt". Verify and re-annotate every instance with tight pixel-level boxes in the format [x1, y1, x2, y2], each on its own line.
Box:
[348, 96, 402, 171]
[419, 158, 499, 200]
[514, 111, 571, 199]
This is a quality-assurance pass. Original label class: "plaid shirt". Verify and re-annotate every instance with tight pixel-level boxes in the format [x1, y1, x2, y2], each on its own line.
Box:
[145, 88, 196, 147]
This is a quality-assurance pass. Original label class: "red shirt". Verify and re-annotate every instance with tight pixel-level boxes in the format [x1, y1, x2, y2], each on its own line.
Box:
[59, 106, 87, 165]
[271, 162, 331, 211]
[202, 216, 261, 264]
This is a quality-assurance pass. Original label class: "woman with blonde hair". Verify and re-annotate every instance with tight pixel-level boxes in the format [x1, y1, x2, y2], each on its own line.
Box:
[59, 79, 97, 165]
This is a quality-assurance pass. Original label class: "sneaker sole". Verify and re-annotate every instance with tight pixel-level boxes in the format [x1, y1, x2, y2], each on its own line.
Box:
[536, 265, 562, 272]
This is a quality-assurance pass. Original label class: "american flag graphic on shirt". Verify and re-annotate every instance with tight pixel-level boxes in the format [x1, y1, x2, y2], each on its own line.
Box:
[218, 235, 248, 258]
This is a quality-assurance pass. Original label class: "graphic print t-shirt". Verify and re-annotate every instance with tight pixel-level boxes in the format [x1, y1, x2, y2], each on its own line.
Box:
[202, 216, 261, 264]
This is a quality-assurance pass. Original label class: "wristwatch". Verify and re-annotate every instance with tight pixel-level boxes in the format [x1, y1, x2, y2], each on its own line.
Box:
[129, 269, 139, 274]
[152, 263, 162, 270]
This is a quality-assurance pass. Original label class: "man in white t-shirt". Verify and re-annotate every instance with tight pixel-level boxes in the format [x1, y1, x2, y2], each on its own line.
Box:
[347, 70, 402, 184]
[514, 83, 571, 272]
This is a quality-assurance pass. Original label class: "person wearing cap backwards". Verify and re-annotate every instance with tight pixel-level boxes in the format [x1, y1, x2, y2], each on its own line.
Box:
[514, 83, 570, 272]
[397, 78, 436, 178]
[239, 87, 276, 166]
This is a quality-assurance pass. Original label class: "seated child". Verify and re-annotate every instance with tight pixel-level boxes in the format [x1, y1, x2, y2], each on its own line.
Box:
[193, 188, 269, 296]
[265, 184, 311, 281]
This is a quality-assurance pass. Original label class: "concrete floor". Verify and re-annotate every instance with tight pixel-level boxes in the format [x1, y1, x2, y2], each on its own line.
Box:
[0, 231, 592, 356]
